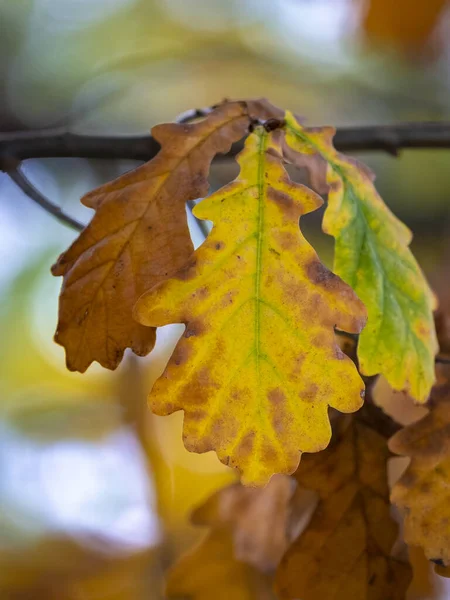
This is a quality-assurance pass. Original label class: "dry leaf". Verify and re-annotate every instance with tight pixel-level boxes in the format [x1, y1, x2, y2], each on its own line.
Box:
[166, 475, 298, 600]
[275, 408, 412, 599]
[135, 126, 366, 485]
[166, 529, 277, 600]
[389, 366, 450, 571]
[191, 475, 296, 572]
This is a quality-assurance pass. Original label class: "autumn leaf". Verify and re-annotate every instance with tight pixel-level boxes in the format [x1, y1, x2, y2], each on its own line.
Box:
[51, 100, 276, 373]
[191, 475, 297, 572]
[275, 406, 412, 600]
[389, 365, 450, 571]
[135, 125, 366, 485]
[166, 529, 277, 600]
[284, 111, 438, 402]
[166, 475, 295, 600]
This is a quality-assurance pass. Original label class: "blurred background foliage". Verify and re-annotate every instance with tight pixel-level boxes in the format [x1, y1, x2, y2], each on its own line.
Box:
[1, 0, 450, 597]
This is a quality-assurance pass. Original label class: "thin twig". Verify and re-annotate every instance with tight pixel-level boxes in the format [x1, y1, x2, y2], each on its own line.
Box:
[7, 167, 84, 231]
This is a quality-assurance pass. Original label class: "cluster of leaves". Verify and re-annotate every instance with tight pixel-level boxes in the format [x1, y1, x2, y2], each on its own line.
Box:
[52, 98, 447, 596]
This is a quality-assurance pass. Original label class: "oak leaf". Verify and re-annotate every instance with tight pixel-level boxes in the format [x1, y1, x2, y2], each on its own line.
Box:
[166, 475, 295, 600]
[275, 408, 412, 600]
[284, 111, 438, 402]
[52, 100, 274, 373]
[389, 366, 450, 570]
[191, 475, 297, 572]
[166, 529, 276, 600]
[135, 126, 366, 485]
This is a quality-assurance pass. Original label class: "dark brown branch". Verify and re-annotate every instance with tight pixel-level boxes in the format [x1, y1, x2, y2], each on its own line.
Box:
[1, 122, 450, 165]
[7, 167, 84, 231]
[2, 120, 450, 232]
[0, 127, 161, 162]
[333, 122, 450, 155]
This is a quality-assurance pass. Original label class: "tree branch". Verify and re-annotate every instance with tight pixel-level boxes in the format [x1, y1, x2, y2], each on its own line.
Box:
[1, 122, 450, 165]
[333, 122, 450, 155]
[2, 120, 450, 232]
[7, 166, 84, 231]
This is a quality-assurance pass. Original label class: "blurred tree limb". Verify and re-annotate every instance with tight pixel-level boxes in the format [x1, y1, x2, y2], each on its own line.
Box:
[2, 119, 450, 232]
[2, 121, 450, 163]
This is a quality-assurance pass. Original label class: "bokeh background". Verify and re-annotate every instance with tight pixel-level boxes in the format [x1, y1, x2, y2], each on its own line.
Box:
[1, 0, 450, 598]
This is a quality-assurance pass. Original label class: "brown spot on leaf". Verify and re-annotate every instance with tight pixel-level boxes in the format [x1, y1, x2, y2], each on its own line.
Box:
[276, 231, 297, 251]
[189, 409, 208, 422]
[236, 432, 255, 459]
[268, 188, 295, 217]
[262, 441, 278, 465]
[184, 320, 204, 338]
[301, 383, 318, 402]
[172, 344, 190, 366]
[176, 257, 197, 281]
[305, 260, 339, 289]
[268, 388, 286, 406]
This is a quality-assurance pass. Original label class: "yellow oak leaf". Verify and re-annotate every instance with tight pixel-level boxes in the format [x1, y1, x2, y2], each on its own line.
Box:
[284, 111, 438, 402]
[135, 126, 366, 485]
[275, 408, 412, 600]
[52, 100, 273, 373]
[389, 366, 450, 571]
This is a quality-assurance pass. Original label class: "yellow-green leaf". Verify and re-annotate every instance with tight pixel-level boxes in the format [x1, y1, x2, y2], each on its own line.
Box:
[135, 127, 366, 485]
[284, 111, 438, 402]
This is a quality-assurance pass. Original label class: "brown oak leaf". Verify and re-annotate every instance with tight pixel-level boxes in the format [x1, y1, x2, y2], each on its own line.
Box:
[276, 410, 412, 600]
[166, 475, 298, 599]
[166, 529, 277, 600]
[191, 475, 297, 573]
[389, 365, 450, 572]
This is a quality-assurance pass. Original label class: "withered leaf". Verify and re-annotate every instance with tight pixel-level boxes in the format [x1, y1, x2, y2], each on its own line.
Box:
[52, 100, 275, 373]
[135, 126, 366, 485]
[191, 475, 296, 572]
[275, 412, 412, 600]
[389, 365, 450, 571]
[166, 475, 295, 600]
[166, 529, 277, 600]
